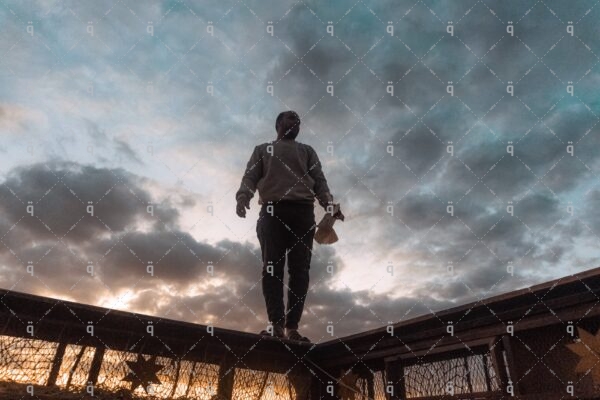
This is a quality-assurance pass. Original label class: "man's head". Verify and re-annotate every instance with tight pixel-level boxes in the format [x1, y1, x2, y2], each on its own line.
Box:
[276, 111, 300, 140]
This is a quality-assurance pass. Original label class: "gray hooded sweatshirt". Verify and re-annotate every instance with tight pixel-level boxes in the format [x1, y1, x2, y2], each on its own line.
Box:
[235, 139, 333, 208]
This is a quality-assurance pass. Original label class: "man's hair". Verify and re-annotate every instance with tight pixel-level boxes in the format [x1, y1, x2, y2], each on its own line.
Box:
[276, 110, 301, 139]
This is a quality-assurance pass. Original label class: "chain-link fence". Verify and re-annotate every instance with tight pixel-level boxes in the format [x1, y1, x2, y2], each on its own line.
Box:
[403, 350, 500, 397]
[0, 335, 299, 399]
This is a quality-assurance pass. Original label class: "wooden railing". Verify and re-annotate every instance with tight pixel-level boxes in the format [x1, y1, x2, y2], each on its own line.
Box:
[1, 267, 600, 399]
[311, 266, 600, 399]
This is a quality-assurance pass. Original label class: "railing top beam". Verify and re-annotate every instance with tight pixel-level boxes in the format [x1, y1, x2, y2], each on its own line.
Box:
[325, 266, 600, 345]
[1, 266, 598, 368]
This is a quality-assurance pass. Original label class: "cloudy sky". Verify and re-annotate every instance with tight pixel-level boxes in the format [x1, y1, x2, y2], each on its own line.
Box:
[0, 0, 599, 341]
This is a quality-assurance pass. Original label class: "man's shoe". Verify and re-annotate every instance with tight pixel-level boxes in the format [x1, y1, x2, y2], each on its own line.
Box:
[259, 324, 285, 338]
[286, 328, 311, 343]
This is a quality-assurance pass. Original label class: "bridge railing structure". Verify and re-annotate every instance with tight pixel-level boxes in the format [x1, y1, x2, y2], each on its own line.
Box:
[1, 267, 599, 399]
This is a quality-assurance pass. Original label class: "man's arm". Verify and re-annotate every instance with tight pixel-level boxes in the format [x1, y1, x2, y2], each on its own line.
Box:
[307, 145, 334, 209]
[236, 145, 263, 203]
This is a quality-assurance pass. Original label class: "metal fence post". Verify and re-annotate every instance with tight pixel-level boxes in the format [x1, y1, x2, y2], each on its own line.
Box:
[87, 347, 105, 387]
[384, 356, 406, 400]
[216, 352, 235, 400]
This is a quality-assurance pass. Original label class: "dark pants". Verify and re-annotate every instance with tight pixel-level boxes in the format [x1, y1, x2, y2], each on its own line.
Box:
[257, 201, 316, 330]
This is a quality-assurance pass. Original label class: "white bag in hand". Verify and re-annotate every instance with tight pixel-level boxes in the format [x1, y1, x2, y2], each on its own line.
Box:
[314, 203, 343, 245]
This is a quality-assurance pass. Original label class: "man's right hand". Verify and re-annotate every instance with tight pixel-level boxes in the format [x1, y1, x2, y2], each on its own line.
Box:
[333, 204, 345, 221]
[236, 196, 250, 218]
[327, 203, 344, 221]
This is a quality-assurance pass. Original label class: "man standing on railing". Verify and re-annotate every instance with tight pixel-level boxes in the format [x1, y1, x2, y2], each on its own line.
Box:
[235, 110, 344, 343]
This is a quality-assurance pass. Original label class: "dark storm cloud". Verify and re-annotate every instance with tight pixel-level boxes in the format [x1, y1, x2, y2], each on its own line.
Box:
[0, 163, 206, 291]
[0, 162, 174, 246]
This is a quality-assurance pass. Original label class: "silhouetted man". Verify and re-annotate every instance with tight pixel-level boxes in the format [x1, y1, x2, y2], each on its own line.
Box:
[235, 110, 343, 342]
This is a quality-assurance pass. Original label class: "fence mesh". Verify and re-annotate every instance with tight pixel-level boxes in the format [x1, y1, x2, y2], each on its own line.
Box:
[404, 351, 500, 398]
[233, 368, 296, 400]
[0, 335, 57, 386]
[0, 335, 296, 399]
[355, 370, 387, 400]
[55, 344, 96, 389]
